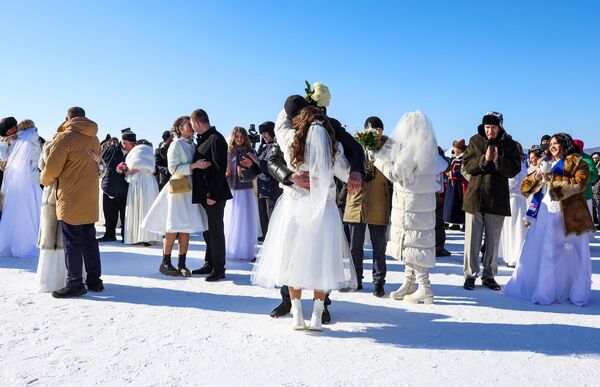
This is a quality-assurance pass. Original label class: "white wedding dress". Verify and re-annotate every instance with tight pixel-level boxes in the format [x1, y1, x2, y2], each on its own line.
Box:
[498, 161, 529, 266]
[124, 145, 162, 244]
[251, 110, 357, 291]
[141, 137, 208, 235]
[0, 127, 42, 258]
[504, 167, 592, 306]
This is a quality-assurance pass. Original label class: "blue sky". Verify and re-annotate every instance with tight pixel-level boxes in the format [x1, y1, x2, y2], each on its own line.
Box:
[1, 0, 599, 149]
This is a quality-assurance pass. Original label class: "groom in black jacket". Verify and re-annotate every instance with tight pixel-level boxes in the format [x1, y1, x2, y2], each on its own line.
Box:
[267, 95, 365, 323]
[189, 109, 232, 281]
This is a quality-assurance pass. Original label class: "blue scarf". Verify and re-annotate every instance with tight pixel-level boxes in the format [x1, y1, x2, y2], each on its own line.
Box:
[525, 158, 565, 221]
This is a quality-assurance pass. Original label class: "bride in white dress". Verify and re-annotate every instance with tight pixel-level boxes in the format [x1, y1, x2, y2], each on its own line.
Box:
[141, 116, 210, 277]
[251, 105, 356, 331]
[504, 133, 594, 306]
[0, 120, 42, 259]
[123, 141, 161, 245]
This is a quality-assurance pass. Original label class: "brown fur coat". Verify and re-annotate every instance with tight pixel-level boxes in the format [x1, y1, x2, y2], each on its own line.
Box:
[521, 154, 595, 236]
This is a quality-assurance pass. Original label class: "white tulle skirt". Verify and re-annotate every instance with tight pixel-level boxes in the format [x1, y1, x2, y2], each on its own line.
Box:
[503, 194, 592, 306]
[251, 191, 357, 291]
[498, 195, 528, 266]
[34, 249, 67, 293]
[224, 188, 259, 260]
[141, 176, 208, 235]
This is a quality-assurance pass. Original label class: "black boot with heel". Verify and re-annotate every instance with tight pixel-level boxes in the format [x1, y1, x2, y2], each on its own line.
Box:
[178, 254, 191, 277]
[159, 253, 179, 276]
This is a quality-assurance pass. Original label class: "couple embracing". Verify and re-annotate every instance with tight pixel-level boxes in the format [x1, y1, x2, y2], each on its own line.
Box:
[141, 109, 232, 282]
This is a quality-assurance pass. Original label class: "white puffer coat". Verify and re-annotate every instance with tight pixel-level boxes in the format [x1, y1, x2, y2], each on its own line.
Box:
[375, 156, 448, 268]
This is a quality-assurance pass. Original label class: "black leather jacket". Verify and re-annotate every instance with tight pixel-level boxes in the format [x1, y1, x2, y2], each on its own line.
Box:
[267, 116, 365, 185]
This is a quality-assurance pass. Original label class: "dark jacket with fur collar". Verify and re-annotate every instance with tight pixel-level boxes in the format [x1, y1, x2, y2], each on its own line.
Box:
[462, 127, 521, 216]
[521, 154, 595, 236]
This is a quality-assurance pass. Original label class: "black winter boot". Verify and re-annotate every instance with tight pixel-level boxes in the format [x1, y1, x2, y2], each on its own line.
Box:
[270, 299, 291, 318]
[178, 254, 191, 277]
[159, 253, 179, 276]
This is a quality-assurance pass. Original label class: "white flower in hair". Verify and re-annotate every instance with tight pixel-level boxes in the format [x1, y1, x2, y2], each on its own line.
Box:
[310, 82, 331, 108]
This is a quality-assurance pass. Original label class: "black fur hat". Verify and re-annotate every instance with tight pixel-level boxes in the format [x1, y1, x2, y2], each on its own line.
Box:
[258, 121, 275, 137]
[121, 128, 137, 142]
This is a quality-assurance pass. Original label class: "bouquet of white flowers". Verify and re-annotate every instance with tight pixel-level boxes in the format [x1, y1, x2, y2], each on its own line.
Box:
[304, 80, 331, 108]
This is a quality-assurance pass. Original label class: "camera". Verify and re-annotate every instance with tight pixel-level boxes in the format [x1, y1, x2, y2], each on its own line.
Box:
[248, 124, 261, 148]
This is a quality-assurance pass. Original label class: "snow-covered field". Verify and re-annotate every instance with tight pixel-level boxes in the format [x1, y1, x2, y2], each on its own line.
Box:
[1, 229, 599, 386]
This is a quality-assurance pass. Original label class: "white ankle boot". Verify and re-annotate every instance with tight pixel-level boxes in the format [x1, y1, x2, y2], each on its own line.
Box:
[404, 265, 434, 304]
[308, 299, 325, 331]
[390, 264, 417, 300]
[291, 299, 306, 330]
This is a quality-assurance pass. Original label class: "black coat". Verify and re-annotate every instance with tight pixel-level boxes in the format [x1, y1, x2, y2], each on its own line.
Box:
[155, 143, 171, 191]
[101, 144, 128, 198]
[192, 127, 233, 204]
[329, 117, 365, 176]
[266, 116, 365, 184]
[462, 127, 521, 216]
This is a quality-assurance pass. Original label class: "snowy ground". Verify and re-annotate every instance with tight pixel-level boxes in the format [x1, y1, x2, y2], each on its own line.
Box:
[1, 229, 599, 386]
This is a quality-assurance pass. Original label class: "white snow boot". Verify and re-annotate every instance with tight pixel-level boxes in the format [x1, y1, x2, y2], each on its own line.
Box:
[390, 264, 417, 300]
[404, 265, 434, 304]
[291, 299, 306, 330]
[308, 299, 325, 331]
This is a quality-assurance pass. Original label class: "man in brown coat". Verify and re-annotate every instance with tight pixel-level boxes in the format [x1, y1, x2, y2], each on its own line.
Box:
[41, 107, 103, 298]
[344, 116, 390, 297]
[462, 112, 520, 291]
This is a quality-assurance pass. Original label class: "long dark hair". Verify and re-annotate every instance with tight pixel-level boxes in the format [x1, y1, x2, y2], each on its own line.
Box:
[549, 133, 578, 159]
[289, 106, 337, 168]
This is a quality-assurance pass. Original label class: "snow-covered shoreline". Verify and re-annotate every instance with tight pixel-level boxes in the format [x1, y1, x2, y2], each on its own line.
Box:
[1, 230, 599, 386]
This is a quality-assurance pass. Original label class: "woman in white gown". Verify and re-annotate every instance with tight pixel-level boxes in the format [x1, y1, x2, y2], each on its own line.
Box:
[504, 133, 594, 306]
[141, 116, 210, 277]
[251, 105, 356, 331]
[123, 140, 161, 245]
[498, 142, 529, 268]
[0, 120, 42, 259]
[34, 123, 106, 292]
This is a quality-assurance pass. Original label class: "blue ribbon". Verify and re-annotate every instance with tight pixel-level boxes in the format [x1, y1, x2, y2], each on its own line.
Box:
[525, 158, 565, 220]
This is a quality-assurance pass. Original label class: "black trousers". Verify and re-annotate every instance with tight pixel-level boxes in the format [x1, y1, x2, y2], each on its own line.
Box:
[349, 222, 388, 285]
[61, 221, 102, 288]
[202, 200, 227, 273]
[258, 197, 275, 238]
[103, 193, 126, 239]
[435, 193, 446, 248]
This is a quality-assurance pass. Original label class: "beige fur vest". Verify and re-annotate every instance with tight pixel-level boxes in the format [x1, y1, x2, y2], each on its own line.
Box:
[37, 142, 63, 250]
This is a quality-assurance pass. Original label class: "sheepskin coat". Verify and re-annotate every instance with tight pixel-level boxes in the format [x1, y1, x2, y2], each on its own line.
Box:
[37, 141, 63, 250]
[521, 153, 595, 236]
